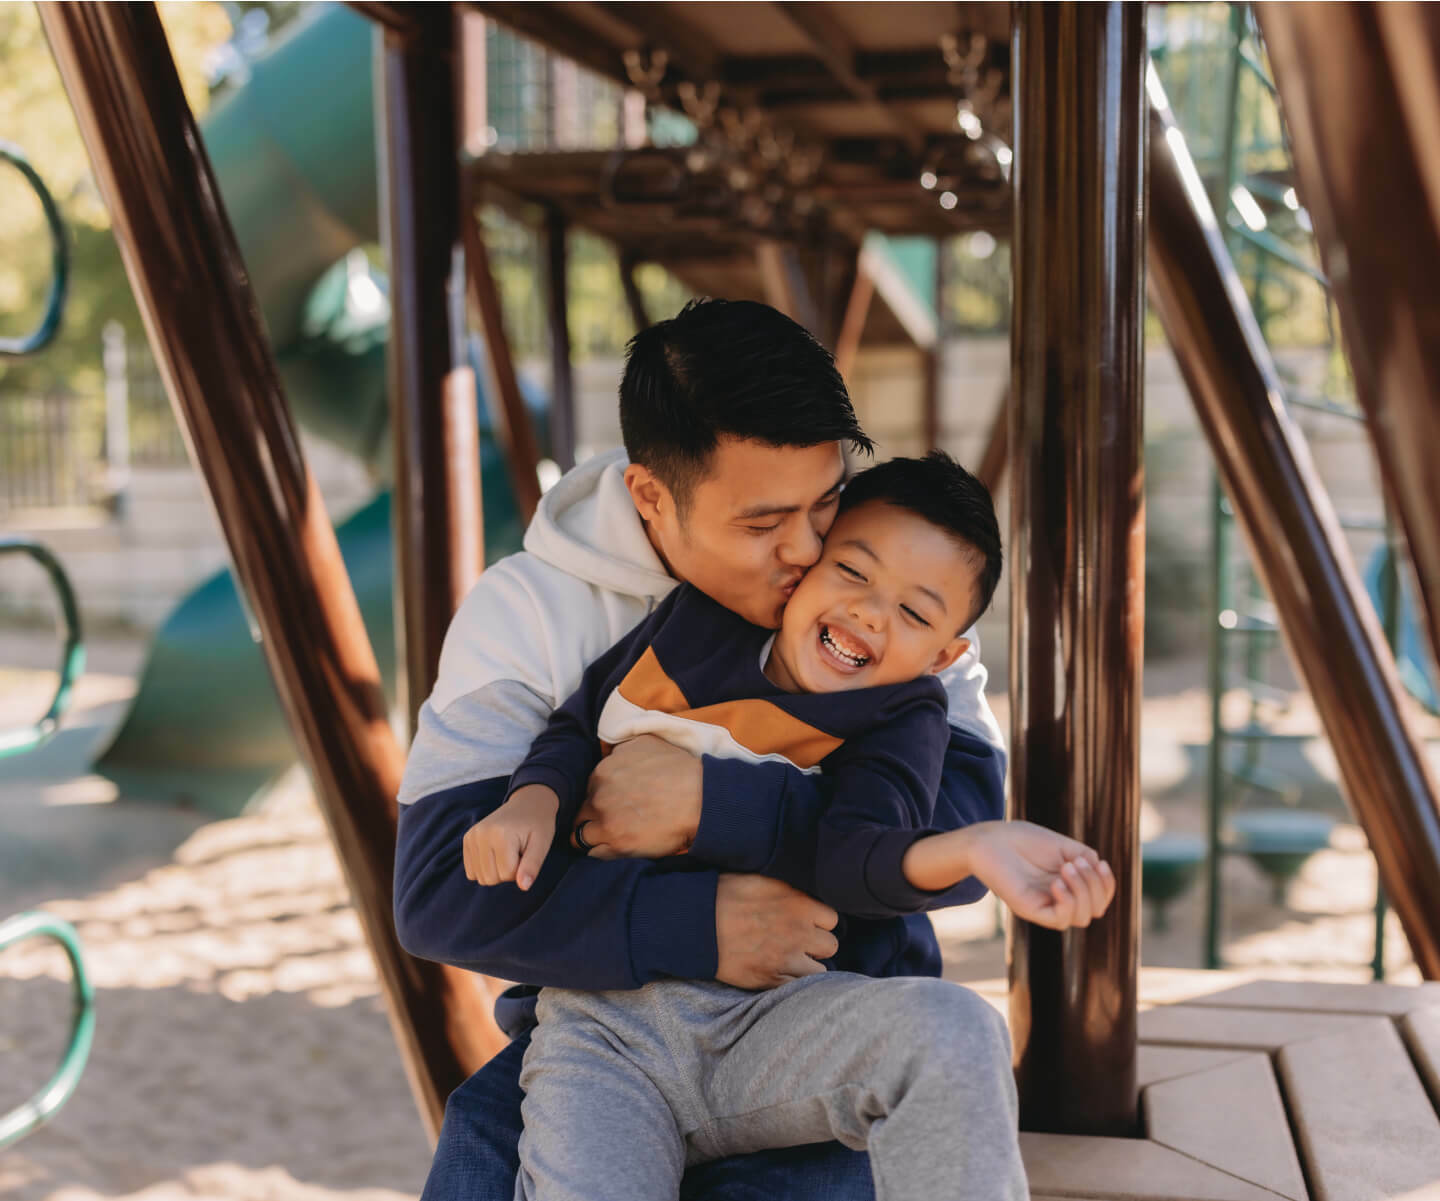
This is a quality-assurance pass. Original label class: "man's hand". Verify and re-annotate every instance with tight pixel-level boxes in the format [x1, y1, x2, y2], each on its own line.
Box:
[570, 734, 702, 859]
[715, 874, 839, 990]
[462, 785, 560, 891]
[963, 821, 1115, 930]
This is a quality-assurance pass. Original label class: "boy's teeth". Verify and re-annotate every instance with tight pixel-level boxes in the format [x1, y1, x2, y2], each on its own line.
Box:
[822, 626, 869, 666]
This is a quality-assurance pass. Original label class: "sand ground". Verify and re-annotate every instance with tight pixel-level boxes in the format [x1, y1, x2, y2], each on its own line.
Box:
[0, 628, 1432, 1200]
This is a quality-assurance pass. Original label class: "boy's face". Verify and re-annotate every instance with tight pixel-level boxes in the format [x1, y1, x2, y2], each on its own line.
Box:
[770, 500, 977, 693]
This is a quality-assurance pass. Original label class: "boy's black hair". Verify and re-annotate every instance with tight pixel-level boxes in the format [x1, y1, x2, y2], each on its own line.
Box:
[838, 450, 1003, 630]
[619, 298, 873, 514]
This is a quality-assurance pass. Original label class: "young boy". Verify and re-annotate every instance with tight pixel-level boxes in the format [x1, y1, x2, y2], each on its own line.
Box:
[464, 451, 1114, 1201]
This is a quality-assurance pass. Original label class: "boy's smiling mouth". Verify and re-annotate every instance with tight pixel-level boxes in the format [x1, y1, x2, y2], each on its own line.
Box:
[819, 623, 874, 670]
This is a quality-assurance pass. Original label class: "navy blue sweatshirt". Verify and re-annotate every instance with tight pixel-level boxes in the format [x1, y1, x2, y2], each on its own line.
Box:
[395, 587, 1004, 1034]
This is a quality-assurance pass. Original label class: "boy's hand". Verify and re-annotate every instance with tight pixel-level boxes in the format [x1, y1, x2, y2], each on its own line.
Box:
[463, 785, 560, 891]
[966, 821, 1115, 930]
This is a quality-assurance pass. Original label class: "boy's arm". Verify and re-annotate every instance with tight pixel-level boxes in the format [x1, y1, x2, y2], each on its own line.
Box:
[394, 568, 720, 987]
[692, 719, 1003, 908]
[804, 694, 962, 919]
[396, 772, 718, 989]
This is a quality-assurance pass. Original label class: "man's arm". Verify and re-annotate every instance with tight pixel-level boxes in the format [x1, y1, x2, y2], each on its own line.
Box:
[395, 563, 725, 988]
[690, 720, 1003, 908]
[395, 570, 835, 989]
[505, 603, 669, 826]
[580, 620, 1004, 900]
[396, 773, 719, 989]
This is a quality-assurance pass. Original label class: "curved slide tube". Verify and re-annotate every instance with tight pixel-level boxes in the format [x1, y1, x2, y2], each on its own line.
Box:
[96, 6, 543, 813]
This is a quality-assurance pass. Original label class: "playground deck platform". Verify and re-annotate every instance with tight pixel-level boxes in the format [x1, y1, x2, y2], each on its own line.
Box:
[969, 970, 1440, 1201]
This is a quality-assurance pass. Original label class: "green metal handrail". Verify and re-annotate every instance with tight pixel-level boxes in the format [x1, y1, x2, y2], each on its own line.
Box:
[0, 539, 85, 759]
[0, 912, 95, 1149]
[0, 142, 70, 357]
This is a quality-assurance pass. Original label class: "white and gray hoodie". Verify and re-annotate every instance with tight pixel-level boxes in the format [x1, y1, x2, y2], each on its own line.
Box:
[398, 448, 1004, 807]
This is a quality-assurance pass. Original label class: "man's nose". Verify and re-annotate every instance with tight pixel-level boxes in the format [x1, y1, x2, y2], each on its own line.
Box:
[777, 520, 822, 567]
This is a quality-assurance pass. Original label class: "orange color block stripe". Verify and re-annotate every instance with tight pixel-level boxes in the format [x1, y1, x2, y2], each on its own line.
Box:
[617, 647, 842, 769]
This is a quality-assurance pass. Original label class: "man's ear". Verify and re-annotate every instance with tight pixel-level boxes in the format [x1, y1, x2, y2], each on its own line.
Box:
[927, 636, 971, 676]
[624, 463, 669, 524]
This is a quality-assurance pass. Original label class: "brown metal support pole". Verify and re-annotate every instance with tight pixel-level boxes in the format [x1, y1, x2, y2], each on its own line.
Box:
[925, 240, 945, 452]
[832, 269, 874, 381]
[37, 2, 505, 1140]
[756, 240, 821, 334]
[380, 7, 483, 738]
[543, 207, 576, 472]
[461, 187, 543, 524]
[619, 251, 651, 333]
[1257, 4, 1440, 714]
[975, 384, 1010, 495]
[1008, 3, 1145, 1136]
[1147, 75, 1440, 978]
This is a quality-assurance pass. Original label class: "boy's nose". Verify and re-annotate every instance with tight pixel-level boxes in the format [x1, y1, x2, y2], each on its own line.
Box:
[849, 598, 885, 631]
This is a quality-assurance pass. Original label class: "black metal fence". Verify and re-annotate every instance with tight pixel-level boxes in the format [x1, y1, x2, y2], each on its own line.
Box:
[0, 325, 187, 518]
[0, 388, 107, 512]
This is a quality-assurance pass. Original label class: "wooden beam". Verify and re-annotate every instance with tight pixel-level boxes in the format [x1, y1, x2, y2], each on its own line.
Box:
[458, 10, 489, 158]
[1009, 1, 1146, 1136]
[544, 207, 576, 472]
[619, 252, 651, 332]
[755, 240, 821, 334]
[772, 3, 926, 157]
[833, 268, 874, 379]
[342, 0, 420, 35]
[37, 0, 505, 1140]
[380, 6, 483, 737]
[461, 188, 544, 524]
[590, 2, 725, 84]
[1148, 69, 1440, 981]
[975, 384, 1011, 494]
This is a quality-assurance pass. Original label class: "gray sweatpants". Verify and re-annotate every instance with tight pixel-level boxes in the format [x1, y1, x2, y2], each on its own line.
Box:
[513, 972, 1027, 1201]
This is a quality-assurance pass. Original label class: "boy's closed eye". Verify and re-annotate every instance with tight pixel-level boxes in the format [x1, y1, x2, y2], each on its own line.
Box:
[836, 561, 934, 628]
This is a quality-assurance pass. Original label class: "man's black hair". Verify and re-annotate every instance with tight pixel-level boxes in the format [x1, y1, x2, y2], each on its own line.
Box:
[838, 450, 1003, 630]
[619, 298, 873, 513]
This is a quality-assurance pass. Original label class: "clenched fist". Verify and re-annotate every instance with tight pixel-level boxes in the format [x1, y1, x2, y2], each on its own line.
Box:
[463, 785, 560, 891]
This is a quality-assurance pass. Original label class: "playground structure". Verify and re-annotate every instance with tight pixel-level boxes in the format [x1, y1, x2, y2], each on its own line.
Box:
[9, 1, 1440, 1196]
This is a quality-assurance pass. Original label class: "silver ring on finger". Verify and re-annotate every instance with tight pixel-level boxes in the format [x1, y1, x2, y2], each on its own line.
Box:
[573, 820, 595, 853]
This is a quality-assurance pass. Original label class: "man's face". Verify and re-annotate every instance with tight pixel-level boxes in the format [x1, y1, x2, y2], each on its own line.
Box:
[770, 500, 976, 692]
[628, 437, 847, 629]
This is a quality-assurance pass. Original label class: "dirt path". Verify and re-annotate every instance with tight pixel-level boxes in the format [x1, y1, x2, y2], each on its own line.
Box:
[0, 642, 1424, 1199]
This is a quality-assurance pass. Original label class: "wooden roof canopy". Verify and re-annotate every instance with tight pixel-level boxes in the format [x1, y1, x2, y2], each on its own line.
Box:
[460, 2, 1015, 343]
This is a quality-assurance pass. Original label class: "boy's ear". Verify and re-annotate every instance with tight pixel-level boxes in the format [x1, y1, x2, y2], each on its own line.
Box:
[927, 636, 971, 676]
[624, 463, 669, 523]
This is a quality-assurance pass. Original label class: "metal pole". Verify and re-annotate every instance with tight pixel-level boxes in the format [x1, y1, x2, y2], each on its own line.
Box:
[101, 320, 130, 505]
[974, 385, 1010, 496]
[379, 6, 484, 739]
[37, 2, 507, 1139]
[1257, 3, 1440, 732]
[460, 187, 544, 523]
[543, 206, 576, 472]
[619, 251, 651, 333]
[1204, 2, 1248, 972]
[1147, 69, 1440, 980]
[1008, 2, 1146, 1137]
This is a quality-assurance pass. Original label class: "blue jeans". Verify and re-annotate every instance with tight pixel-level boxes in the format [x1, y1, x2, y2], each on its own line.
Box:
[421, 1029, 877, 1201]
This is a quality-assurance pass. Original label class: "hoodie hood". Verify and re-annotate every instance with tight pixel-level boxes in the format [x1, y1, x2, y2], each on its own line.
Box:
[523, 449, 676, 602]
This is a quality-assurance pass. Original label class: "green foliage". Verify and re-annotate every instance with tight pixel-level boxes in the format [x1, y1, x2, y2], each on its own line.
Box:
[0, 3, 234, 395]
[483, 206, 693, 361]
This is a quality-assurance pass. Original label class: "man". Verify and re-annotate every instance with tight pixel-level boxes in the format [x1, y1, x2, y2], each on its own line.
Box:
[395, 299, 1107, 1200]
